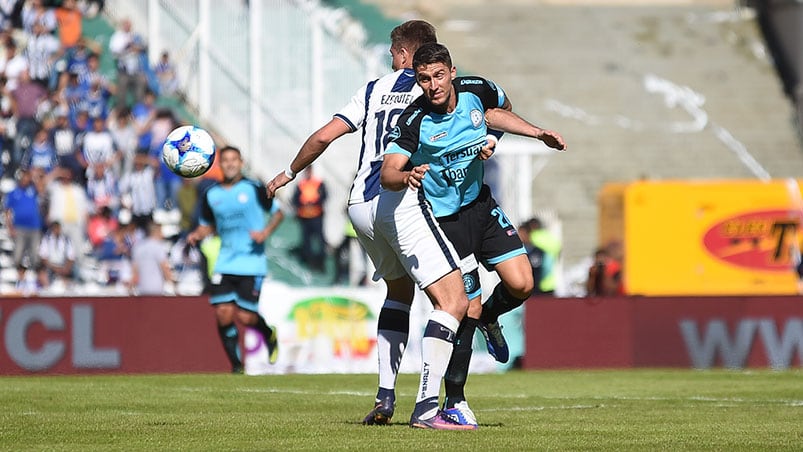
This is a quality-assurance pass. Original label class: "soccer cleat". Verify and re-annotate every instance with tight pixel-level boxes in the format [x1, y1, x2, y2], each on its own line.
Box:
[266, 328, 279, 364]
[409, 410, 477, 430]
[443, 401, 478, 427]
[362, 397, 394, 425]
[480, 321, 509, 363]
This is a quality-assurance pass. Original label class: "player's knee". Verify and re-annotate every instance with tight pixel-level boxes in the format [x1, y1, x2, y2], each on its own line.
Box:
[214, 303, 236, 325]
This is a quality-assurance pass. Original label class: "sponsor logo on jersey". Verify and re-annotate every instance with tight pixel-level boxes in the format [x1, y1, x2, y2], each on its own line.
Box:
[460, 79, 483, 85]
[470, 109, 483, 128]
[406, 108, 422, 126]
[440, 166, 470, 184]
[429, 131, 448, 142]
[443, 142, 483, 165]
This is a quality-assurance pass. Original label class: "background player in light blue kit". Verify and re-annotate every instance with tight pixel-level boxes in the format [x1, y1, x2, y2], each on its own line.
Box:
[188, 145, 284, 373]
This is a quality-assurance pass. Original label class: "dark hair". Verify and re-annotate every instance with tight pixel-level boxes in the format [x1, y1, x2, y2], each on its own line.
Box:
[155, 108, 174, 119]
[412, 42, 452, 71]
[219, 145, 241, 158]
[390, 20, 437, 55]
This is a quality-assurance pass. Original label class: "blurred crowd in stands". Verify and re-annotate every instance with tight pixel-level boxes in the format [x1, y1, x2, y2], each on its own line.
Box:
[0, 1, 639, 299]
[0, 0, 211, 296]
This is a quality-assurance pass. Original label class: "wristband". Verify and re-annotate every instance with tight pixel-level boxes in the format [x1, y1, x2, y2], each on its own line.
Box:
[485, 133, 499, 145]
[284, 166, 296, 179]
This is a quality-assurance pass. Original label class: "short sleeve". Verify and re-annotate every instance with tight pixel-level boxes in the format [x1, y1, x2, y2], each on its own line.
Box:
[334, 81, 372, 132]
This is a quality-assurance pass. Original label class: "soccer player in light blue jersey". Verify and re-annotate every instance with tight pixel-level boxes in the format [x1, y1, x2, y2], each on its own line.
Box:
[188, 145, 284, 373]
[382, 42, 566, 425]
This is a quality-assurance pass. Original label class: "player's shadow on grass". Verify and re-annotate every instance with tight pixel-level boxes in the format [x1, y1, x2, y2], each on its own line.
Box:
[345, 420, 504, 428]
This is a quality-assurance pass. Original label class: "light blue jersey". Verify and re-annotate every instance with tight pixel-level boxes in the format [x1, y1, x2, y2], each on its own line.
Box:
[386, 76, 505, 217]
[199, 178, 280, 276]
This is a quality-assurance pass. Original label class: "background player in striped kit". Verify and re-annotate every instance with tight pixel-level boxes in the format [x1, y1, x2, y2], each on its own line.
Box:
[267, 20, 477, 430]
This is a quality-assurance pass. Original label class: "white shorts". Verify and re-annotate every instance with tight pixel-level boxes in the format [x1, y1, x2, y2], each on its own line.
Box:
[348, 187, 467, 290]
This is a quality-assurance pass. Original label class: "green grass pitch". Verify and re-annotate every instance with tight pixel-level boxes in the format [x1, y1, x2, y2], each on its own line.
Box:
[2, 369, 801, 450]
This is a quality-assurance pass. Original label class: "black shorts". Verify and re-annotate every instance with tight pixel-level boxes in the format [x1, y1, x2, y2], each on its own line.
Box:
[208, 274, 263, 313]
[437, 184, 526, 270]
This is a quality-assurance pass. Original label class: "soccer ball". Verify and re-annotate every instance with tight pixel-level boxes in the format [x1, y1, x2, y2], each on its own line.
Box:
[161, 125, 216, 178]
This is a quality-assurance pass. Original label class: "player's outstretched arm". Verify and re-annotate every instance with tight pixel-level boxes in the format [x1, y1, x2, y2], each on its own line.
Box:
[485, 108, 566, 151]
[266, 118, 352, 198]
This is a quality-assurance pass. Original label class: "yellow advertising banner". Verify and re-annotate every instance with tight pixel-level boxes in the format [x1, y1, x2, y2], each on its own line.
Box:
[623, 180, 803, 295]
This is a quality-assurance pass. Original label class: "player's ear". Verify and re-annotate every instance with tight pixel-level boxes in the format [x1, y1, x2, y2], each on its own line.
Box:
[400, 47, 411, 66]
[450, 66, 457, 80]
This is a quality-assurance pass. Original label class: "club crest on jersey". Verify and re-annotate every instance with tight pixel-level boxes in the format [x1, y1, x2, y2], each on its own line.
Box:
[389, 126, 401, 141]
[462, 272, 478, 294]
[470, 109, 483, 128]
[238, 192, 248, 204]
[429, 131, 448, 142]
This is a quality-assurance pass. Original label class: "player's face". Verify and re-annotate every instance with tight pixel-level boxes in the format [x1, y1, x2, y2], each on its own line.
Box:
[416, 62, 456, 111]
[220, 150, 243, 181]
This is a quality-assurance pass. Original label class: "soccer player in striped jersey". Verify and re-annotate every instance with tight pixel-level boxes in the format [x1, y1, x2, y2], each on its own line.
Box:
[382, 42, 566, 425]
[188, 146, 284, 374]
[267, 20, 476, 430]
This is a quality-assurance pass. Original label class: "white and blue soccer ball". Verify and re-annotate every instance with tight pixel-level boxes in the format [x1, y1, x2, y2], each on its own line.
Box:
[161, 125, 216, 178]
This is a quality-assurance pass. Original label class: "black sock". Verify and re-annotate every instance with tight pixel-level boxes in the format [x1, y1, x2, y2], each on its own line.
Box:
[376, 387, 395, 403]
[480, 283, 528, 324]
[444, 317, 479, 408]
[217, 324, 242, 370]
[253, 315, 275, 344]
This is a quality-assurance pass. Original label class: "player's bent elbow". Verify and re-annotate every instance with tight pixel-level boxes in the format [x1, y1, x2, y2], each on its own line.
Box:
[508, 273, 535, 300]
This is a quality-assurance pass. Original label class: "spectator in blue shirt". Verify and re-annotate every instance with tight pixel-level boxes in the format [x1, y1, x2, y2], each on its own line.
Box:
[3, 168, 44, 283]
[22, 128, 58, 174]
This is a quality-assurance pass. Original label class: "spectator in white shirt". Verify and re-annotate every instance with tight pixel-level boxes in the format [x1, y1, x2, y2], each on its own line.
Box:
[38, 220, 77, 288]
[108, 17, 147, 107]
[82, 115, 118, 177]
[1, 38, 28, 92]
[25, 21, 61, 89]
[119, 152, 157, 233]
[130, 221, 173, 295]
[46, 166, 90, 269]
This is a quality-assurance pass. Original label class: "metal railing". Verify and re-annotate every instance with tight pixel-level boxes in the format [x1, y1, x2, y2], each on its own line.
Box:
[104, 0, 388, 185]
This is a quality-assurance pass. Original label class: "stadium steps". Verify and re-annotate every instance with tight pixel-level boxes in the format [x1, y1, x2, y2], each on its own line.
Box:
[347, 0, 803, 270]
[77, 14, 336, 288]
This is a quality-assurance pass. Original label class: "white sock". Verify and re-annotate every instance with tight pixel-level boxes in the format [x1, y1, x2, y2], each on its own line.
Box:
[415, 309, 460, 419]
